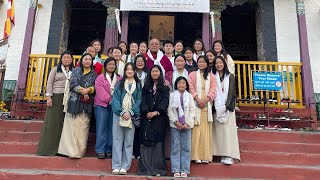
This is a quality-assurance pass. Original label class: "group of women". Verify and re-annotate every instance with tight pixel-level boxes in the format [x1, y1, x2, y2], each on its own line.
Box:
[37, 38, 240, 178]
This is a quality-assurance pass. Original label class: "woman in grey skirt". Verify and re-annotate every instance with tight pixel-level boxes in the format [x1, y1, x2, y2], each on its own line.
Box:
[37, 50, 74, 156]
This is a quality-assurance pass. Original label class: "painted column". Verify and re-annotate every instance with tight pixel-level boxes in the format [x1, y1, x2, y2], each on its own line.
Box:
[120, 11, 129, 42]
[212, 10, 222, 42]
[202, 13, 210, 50]
[295, 0, 314, 107]
[16, 0, 38, 99]
[103, 6, 119, 54]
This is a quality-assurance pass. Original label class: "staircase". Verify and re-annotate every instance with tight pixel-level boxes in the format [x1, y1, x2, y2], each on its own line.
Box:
[0, 119, 320, 180]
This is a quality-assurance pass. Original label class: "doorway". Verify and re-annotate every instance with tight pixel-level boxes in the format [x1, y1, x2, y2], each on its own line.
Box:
[67, 0, 107, 55]
[221, 2, 257, 60]
[128, 12, 202, 47]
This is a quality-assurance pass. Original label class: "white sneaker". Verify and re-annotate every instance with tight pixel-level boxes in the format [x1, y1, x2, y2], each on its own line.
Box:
[112, 169, 120, 175]
[119, 168, 127, 175]
[202, 160, 209, 164]
[220, 157, 226, 164]
[222, 157, 234, 165]
[181, 173, 188, 178]
[195, 160, 202, 164]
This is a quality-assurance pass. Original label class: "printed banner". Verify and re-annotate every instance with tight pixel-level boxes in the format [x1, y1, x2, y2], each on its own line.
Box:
[120, 0, 210, 13]
[253, 71, 283, 91]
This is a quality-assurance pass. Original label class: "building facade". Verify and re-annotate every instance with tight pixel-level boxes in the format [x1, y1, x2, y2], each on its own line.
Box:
[0, 0, 319, 98]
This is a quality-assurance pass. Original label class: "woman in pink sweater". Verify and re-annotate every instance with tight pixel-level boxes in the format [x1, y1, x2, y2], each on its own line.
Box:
[188, 55, 216, 164]
[94, 57, 122, 159]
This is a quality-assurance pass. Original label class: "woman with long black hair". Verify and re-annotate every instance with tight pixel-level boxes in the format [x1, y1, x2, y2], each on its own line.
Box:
[139, 65, 170, 177]
[37, 50, 74, 156]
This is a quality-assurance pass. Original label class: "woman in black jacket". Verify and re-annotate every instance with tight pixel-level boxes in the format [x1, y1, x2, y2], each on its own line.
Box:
[138, 65, 170, 177]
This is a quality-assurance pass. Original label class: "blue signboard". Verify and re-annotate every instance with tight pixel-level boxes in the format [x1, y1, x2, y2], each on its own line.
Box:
[253, 71, 283, 91]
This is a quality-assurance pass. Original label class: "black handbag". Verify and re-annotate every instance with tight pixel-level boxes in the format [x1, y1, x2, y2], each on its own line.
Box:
[132, 115, 141, 127]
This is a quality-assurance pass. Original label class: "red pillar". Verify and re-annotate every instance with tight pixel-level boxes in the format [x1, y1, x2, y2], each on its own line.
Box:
[120, 11, 129, 42]
[295, 0, 314, 107]
[16, 0, 38, 99]
[103, 6, 119, 54]
[202, 13, 210, 50]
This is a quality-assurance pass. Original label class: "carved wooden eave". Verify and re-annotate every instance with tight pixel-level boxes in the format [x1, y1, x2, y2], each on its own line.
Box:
[90, 0, 120, 7]
[210, 0, 248, 11]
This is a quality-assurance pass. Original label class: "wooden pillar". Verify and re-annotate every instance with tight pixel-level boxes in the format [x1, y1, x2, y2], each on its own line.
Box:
[16, 0, 38, 99]
[103, 6, 119, 54]
[202, 13, 210, 50]
[120, 11, 129, 42]
[295, 0, 314, 107]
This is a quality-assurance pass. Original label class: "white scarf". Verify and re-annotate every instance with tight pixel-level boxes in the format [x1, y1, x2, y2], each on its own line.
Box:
[117, 60, 125, 77]
[137, 70, 147, 87]
[193, 51, 204, 61]
[195, 69, 213, 125]
[119, 80, 136, 128]
[172, 69, 188, 88]
[126, 53, 137, 63]
[147, 50, 166, 76]
[172, 90, 189, 118]
[62, 66, 72, 112]
[167, 55, 175, 69]
[214, 72, 230, 123]
[106, 73, 117, 95]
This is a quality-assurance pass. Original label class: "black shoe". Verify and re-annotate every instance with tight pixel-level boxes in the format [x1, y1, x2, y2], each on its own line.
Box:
[96, 153, 106, 159]
[106, 153, 112, 159]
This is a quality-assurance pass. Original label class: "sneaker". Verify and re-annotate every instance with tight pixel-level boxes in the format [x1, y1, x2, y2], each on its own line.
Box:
[112, 169, 120, 175]
[220, 157, 226, 164]
[195, 160, 202, 164]
[222, 157, 234, 165]
[119, 168, 127, 175]
[156, 174, 161, 177]
[132, 155, 136, 159]
[181, 173, 188, 178]
[202, 160, 209, 164]
[173, 173, 181, 178]
[96, 153, 106, 159]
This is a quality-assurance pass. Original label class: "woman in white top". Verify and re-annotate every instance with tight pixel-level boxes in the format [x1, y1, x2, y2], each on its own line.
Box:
[212, 40, 235, 75]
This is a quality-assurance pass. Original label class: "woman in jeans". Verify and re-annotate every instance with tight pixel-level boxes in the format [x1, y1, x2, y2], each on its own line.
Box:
[94, 57, 121, 159]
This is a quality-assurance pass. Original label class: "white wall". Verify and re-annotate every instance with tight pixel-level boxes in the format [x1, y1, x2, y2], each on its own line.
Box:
[274, 0, 300, 63]
[2, 0, 29, 80]
[274, 0, 320, 93]
[0, 0, 53, 81]
[31, 0, 53, 54]
[0, 3, 6, 40]
[305, 0, 320, 93]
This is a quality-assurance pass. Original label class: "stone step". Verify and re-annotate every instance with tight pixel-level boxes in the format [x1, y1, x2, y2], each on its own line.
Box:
[0, 119, 43, 132]
[0, 131, 40, 142]
[2, 139, 320, 156]
[0, 156, 319, 179]
[2, 119, 320, 144]
[240, 140, 320, 154]
[0, 168, 263, 180]
[238, 129, 320, 144]
[240, 151, 320, 166]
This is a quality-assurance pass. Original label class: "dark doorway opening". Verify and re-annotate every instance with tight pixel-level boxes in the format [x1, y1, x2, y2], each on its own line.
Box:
[221, 3, 257, 60]
[128, 12, 202, 47]
[68, 0, 107, 55]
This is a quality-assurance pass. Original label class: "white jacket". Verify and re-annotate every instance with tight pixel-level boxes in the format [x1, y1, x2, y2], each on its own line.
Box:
[167, 92, 196, 129]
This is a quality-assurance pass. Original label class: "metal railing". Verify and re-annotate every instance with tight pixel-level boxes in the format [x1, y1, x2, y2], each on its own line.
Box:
[25, 54, 304, 107]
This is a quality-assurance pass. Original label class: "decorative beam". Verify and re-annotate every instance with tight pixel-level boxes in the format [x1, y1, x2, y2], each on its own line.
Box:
[90, 0, 120, 7]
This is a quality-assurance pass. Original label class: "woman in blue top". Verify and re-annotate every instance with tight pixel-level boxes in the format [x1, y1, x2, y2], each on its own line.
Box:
[111, 62, 142, 175]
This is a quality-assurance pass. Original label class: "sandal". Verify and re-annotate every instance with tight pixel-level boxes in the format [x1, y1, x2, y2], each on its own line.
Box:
[173, 173, 180, 178]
